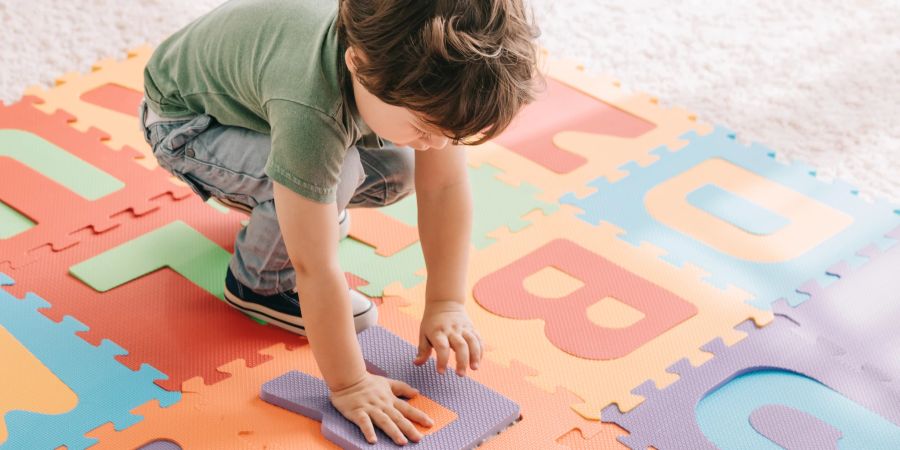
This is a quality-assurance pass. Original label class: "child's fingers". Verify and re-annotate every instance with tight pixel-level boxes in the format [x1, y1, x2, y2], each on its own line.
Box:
[395, 398, 434, 428]
[431, 333, 451, 374]
[414, 337, 431, 365]
[388, 378, 419, 399]
[386, 406, 423, 443]
[372, 410, 408, 446]
[462, 329, 482, 369]
[449, 333, 469, 376]
[349, 410, 378, 444]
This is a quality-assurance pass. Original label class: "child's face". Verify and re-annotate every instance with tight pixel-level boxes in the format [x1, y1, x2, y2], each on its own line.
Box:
[346, 49, 451, 151]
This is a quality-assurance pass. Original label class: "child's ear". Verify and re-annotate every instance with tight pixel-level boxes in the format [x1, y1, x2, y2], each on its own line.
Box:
[344, 47, 358, 74]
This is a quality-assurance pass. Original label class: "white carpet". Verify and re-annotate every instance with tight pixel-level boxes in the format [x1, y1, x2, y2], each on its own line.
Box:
[1, 0, 898, 203]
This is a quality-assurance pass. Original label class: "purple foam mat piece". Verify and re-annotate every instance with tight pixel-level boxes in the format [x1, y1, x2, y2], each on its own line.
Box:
[750, 404, 842, 450]
[775, 225, 900, 390]
[600, 316, 900, 449]
[136, 440, 182, 450]
[261, 326, 520, 449]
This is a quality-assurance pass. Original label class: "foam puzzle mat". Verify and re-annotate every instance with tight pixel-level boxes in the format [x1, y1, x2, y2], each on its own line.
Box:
[1, 46, 898, 449]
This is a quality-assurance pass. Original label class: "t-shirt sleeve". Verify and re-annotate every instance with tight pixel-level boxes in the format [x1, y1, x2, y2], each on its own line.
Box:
[264, 99, 350, 203]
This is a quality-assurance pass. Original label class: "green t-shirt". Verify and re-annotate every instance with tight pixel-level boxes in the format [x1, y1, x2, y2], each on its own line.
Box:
[144, 0, 374, 203]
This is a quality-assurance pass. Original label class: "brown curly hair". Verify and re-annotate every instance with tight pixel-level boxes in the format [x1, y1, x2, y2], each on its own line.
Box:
[337, 0, 542, 145]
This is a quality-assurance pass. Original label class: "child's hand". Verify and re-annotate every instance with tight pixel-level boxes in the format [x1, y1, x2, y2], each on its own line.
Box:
[331, 373, 433, 445]
[414, 302, 484, 376]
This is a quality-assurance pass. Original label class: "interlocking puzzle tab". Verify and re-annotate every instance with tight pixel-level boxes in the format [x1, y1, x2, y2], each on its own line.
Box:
[261, 326, 520, 449]
[562, 127, 900, 309]
[0, 273, 180, 450]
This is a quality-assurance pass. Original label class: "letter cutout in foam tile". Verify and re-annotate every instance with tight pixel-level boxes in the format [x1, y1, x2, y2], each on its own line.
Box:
[80, 83, 144, 117]
[261, 326, 520, 449]
[696, 370, 900, 449]
[70, 220, 231, 298]
[494, 77, 655, 174]
[473, 239, 697, 360]
[646, 158, 852, 263]
[0, 129, 124, 201]
[562, 127, 900, 309]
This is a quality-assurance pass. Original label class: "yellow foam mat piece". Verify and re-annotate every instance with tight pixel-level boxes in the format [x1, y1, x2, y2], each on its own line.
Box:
[0, 325, 78, 443]
[24, 46, 156, 169]
[385, 207, 772, 420]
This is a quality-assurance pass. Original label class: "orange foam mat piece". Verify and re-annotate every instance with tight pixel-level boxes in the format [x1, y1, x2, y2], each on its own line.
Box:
[375, 299, 625, 448]
[469, 56, 712, 204]
[385, 207, 772, 420]
[85, 343, 336, 450]
[348, 208, 419, 257]
[24, 46, 155, 168]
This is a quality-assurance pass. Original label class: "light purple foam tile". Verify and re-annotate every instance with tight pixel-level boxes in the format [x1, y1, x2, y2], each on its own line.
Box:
[600, 317, 900, 449]
[261, 326, 519, 449]
[749, 404, 842, 450]
[777, 225, 900, 391]
[136, 440, 181, 450]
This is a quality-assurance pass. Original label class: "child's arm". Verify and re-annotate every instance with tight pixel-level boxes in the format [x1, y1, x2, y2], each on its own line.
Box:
[412, 144, 484, 376]
[273, 182, 432, 445]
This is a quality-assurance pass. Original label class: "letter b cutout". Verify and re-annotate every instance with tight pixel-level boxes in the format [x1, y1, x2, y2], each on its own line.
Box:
[473, 239, 697, 360]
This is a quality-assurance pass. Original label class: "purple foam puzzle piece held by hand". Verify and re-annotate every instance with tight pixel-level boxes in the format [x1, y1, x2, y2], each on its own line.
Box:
[749, 404, 842, 450]
[261, 326, 520, 449]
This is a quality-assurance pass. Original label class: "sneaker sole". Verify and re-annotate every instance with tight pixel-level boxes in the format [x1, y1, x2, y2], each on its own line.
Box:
[223, 286, 377, 336]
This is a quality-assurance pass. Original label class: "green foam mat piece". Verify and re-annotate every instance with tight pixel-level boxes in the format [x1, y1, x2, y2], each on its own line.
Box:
[338, 237, 425, 297]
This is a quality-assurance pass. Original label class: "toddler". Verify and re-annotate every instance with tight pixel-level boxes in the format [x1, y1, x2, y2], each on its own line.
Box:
[139, 0, 539, 444]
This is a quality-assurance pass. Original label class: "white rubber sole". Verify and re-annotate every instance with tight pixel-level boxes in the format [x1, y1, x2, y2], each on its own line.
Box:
[223, 287, 378, 336]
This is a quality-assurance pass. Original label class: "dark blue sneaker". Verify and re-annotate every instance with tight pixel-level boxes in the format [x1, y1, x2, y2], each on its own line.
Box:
[223, 268, 377, 336]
